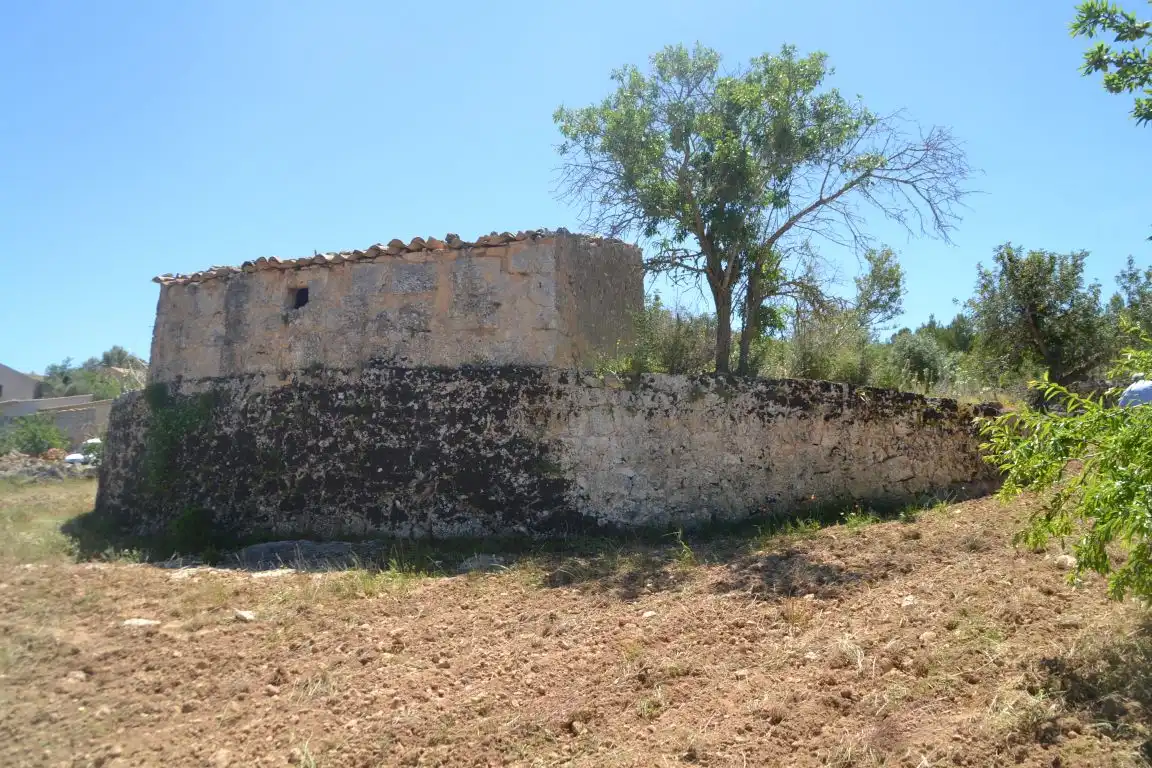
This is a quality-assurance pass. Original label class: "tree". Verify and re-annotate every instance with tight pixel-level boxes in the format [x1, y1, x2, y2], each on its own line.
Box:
[916, 312, 976, 354]
[853, 247, 906, 334]
[980, 328, 1152, 599]
[1114, 255, 1152, 333]
[554, 43, 971, 374]
[966, 244, 1116, 389]
[1072, 1, 1152, 124]
[888, 332, 948, 394]
[100, 345, 142, 368]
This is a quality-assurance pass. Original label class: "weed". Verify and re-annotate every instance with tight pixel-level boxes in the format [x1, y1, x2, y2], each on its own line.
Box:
[636, 687, 667, 719]
[841, 506, 880, 531]
[294, 671, 339, 701]
[779, 597, 814, 629]
[669, 528, 697, 567]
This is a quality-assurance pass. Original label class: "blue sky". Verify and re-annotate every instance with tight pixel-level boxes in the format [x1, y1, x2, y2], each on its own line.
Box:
[2, 0, 1149, 373]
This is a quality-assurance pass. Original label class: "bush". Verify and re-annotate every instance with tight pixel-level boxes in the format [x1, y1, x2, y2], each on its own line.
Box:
[600, 295, 716, 376]
[980, 328, 1152, 600]
[0, 414, 70, 455]
[887, 332, 948, 393]
[783, 312, 872, 385]
[81, 439, 104, 465]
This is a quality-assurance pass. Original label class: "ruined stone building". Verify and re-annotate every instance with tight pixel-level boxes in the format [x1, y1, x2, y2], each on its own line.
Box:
[98, 229, 997, 542]
[148, 231, 642, 382]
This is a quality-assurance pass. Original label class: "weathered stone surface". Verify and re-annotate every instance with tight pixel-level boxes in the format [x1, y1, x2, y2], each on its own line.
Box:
[147, 234, 643, 381]
[96, 367, 999, 542]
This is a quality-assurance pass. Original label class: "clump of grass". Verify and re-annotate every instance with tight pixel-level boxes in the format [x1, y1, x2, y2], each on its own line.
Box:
[669, 528, 697, 568]
[779, 597, 814, 629]
[840, 506, 880, 532]
[636, 687, 667, 720]
[293, 670, 339, 701]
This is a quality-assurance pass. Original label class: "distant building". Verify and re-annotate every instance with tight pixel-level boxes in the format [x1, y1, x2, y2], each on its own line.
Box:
[0, 362, 39, 402]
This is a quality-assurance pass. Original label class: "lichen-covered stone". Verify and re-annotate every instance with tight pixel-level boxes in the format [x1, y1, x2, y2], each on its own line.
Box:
[95, 367, 1000, 541]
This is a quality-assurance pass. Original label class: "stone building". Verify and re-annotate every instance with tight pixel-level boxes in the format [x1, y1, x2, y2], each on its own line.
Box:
[148, 230, 643, 382]
[0, 362, 39, 402]
[97, 227, 999, 542]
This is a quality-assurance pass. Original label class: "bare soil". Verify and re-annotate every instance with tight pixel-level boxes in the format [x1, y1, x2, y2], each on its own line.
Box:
[2, 479, 1150, 767]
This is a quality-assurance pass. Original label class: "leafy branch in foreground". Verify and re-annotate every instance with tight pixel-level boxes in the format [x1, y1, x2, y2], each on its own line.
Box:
[1072, 0, 1152, 124]
[980, 326, 1152, 599]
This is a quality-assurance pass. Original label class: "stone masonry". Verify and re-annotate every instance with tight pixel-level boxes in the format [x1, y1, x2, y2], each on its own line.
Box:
[148, 230, 643, 382]
[96, 228, 998, 543]
[97, 367, 998, 541]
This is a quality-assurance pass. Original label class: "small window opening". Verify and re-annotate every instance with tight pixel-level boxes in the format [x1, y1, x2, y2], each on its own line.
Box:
[292, 286, 310, 309]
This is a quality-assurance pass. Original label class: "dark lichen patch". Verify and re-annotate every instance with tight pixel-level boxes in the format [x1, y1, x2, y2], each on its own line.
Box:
[98, 365, 584, 543]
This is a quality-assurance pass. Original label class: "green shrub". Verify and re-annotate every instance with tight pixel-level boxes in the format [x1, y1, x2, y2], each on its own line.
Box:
[980, 327, 1152, 599]
[81, 439, 104, 465]
[0, 415, 69, 455]
[888, 332, 948, 393]
[781, 312, 872, 385]
[599, 295, 716, 376]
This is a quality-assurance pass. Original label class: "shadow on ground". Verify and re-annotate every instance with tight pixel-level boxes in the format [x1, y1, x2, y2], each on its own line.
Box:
[1027, 612, 1152, 758]
[61, 504, 881, 603]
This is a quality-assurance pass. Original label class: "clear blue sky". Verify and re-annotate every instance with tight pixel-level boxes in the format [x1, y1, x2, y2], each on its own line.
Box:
[2, 0, 1149, 373]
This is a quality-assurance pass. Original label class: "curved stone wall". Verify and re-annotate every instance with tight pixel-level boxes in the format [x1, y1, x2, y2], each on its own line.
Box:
[95, 366, 1000, 541]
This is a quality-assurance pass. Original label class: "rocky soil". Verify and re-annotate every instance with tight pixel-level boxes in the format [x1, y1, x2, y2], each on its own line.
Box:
[0, 452, 97, 483]
[1, 481, 1150, 767]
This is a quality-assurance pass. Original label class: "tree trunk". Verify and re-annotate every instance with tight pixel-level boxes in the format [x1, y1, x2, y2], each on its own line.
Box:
[712, 286, 733, 374]
[736, 268, 763, 376]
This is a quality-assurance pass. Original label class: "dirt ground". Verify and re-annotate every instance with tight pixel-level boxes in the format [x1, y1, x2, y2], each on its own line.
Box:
[2, 479, 1151, 767]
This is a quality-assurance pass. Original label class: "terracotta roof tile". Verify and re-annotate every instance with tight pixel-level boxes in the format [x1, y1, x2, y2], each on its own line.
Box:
[152, 228, 623, 285]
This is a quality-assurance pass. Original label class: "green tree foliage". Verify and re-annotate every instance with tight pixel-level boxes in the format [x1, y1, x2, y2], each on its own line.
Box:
[100, 345, 143, 368]
[1072, 1, 1152, 124]
[40, 359, 123, 401]
[785, 309, 875, 385]
[554, 43, 970, 373]
[38, 346, 146, 401]
[966, 244, 1117, 389]
[980, 329, 1152, 599]
[887, 331, 949, 394]
[600, 295, 717, 376]
[915, 313, 976, 354]
[0, 414, 70, 455]
[1114, 255, 1152, 333]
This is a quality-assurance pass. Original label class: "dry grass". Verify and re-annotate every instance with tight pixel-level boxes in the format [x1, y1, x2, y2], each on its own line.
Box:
[0, 480, 1149, 766]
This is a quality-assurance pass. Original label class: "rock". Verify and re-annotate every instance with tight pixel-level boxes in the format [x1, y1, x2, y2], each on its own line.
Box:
[66, 670, 88, 683]
[122, 618, 161, 627]
[456, 554, 505, 574]
[802, 593, 816, 601]
[919, 631, 938, 643]
[209, 748, 233, 767]
[900, 595, 918, 608]
[803, 651, 820, 662]
[233, 609, 257, 623]
[233, 540, 356, 569]
[641, 610, 657, 619]
[1054, 554, 1077, 570]
[735, 669, 749, 680]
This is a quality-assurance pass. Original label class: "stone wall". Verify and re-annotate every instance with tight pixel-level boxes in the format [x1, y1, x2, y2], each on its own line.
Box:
[148, 231, 642, 382]
[0, 394, 95, 419]
[96, 366, 999, 541]
[46, 400, 114, 448]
